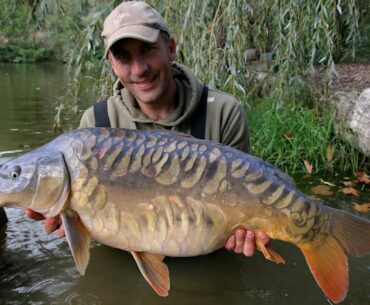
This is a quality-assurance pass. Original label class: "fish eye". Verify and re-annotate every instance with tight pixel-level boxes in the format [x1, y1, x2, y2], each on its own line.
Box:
[10, 166, 21, 180]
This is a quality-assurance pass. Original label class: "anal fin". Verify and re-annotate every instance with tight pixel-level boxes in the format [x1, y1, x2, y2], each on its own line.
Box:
[61, 210, 91, 275]
[256, 239, 286, 264]
[131, 251, 170, 297]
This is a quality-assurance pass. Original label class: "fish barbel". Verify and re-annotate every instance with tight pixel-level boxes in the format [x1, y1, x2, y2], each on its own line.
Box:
[0, 128, 369, 302]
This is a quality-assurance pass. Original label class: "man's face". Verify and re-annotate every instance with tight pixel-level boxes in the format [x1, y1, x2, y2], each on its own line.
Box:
[108, 35, 176, 105]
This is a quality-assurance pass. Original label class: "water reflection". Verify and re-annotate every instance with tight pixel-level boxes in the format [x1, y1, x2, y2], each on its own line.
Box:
[0, 63, 65, 155]
[0, 64, 369, 305]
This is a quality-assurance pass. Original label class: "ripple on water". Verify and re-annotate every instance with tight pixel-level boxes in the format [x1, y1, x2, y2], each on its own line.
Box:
[63, 292, 101, 305]
[0, 208, 80, 304]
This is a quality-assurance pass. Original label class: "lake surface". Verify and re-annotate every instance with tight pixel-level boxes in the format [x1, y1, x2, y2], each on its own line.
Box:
[0, 63, 369, 305]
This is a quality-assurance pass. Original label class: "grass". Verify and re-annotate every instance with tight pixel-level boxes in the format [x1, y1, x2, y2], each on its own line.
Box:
[246, 97, 363, 175]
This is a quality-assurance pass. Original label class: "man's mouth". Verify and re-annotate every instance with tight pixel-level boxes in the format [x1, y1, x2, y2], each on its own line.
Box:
[132, 75, 157, 90]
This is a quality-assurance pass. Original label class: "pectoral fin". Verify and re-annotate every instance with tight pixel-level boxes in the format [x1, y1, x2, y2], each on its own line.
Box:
[61, 210, 91, 275]
[131, 251, 170, 297]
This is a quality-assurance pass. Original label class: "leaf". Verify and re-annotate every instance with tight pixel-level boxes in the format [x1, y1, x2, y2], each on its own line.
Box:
[341, 180, 356, 187]
[352, 202, 370, 213]
[341, 187, 359, 196]
[304, 160, 313, 174]
[282, 131, 293, 139]
[319, 179, 336, 187]
[310, 185, 333, 196]
[357, 172, 370, 184]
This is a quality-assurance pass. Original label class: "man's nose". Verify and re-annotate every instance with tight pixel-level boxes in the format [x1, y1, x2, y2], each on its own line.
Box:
[131, 56, 148, 76]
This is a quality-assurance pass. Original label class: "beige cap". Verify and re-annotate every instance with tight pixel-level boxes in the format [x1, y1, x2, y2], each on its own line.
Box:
[102, 1, 170, 58]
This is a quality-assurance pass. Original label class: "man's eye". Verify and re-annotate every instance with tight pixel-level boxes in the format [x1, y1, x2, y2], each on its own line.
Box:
[142, 44, 153, 52]
[116, 54, 128, 61]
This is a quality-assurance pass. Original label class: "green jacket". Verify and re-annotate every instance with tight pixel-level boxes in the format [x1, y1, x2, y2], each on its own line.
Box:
[80, 62, 250, 153]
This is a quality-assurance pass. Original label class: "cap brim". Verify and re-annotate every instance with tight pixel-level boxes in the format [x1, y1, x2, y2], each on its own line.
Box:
[104, 25, 160, 58]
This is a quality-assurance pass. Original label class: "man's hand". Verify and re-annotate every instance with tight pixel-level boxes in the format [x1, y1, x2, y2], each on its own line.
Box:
[225, 228, 270, 257]
[25, 209, 65, 237]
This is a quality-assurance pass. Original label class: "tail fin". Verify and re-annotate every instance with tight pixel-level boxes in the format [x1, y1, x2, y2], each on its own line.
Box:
[328, 208, 370, 256]
[298, 208, 370, 303]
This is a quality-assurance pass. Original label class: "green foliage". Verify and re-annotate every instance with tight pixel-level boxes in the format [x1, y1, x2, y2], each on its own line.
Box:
[2, 1, 364, 109]
[46, 0, 363, 127]
[343, 0, 370, 61]
[1, 0, 368, 173]
[247, 97, 363, 174]
[0, 41, 55, 63]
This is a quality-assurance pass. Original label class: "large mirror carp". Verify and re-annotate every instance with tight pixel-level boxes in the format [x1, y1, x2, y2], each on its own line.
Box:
[0, 128, 369, 303]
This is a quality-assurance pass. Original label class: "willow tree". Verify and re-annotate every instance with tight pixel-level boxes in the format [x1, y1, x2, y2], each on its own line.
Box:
[4, 0, 360, 127]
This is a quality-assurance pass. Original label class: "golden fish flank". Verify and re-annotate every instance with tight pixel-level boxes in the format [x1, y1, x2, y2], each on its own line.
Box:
[164, 140, 177, 153]
[97, 137, 112, 160]
[73, 163, 89, 189]
[203, 158, 228, 194]
[129, 144, 145, 173]
[176, 140, 188, 150]
[87, 156, 99, 172]
[262, 185, 285, 205]
[91, 184, 107, 211]
[155, 155, 180, 185]
[103, 142, 123, 170]
[180, 156, 207, 189]
[184, 150, 198, 172]
[141, 147, 156, 176]
[153, 153, 169, 176]
[145, 134, 158, 148]
[1, 127, 370, 304]
[199, 144, 207, 154]
[208, 147, 221, 163]
[112, 146, 133, 177]
[274, 191, 295, 210]
[152, 145, 164, 164]
[245, 179, 273, 195]
[180, 145, 190, 161]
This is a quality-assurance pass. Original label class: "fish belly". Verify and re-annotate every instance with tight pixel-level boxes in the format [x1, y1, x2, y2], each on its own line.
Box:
[75, 192, 230, 257]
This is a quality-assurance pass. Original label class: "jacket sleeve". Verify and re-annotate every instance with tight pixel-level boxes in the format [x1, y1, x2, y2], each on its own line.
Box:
[79, 106, 96, 128]
[221, 101, 250, 153]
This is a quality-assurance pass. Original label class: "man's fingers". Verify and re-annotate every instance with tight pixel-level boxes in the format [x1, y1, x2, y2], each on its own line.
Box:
[242, 230, 255, 257]
[225, 234, 236, 250]
[25, 209, 45, 221]
[44, 216, 61, 234]
[57, 225, 65, 237]
[256, 230, 270, 246]
[234, 228, 246, 254]
[25, 209, 65, 237]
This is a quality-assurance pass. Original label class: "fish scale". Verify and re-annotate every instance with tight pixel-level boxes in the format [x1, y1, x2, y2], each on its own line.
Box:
[67, 128, 339, 245]
[0, 127, 370, 303]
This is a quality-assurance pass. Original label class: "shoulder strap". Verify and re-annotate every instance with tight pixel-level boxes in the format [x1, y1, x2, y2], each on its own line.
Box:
[93, 98, 111, 127]
[191, 85, 208, 139]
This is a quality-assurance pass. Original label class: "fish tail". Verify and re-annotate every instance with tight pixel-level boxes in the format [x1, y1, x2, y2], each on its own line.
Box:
[298, 208, 370, 303]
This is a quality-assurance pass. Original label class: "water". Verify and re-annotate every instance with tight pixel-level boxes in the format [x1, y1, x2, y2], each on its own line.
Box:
[0, 63, 369, 305]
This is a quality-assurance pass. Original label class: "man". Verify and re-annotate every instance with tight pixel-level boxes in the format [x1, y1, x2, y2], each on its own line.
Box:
[26, 1, 269, 257]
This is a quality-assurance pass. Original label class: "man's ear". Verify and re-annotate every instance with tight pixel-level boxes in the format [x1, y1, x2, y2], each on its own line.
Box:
[168, 37, 177, 62]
